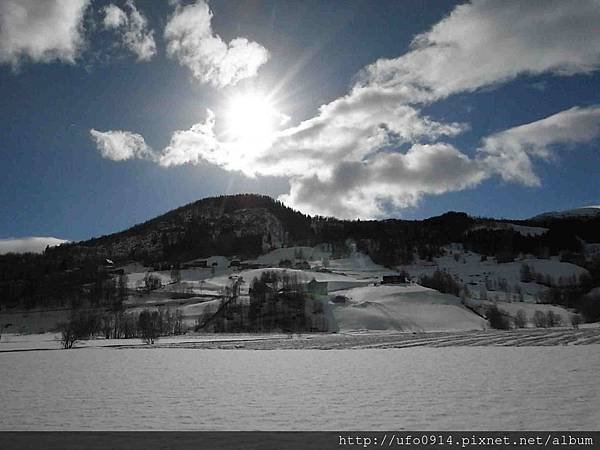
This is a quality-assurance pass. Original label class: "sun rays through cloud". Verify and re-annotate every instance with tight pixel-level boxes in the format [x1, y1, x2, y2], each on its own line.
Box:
[82, 0, 600, 219]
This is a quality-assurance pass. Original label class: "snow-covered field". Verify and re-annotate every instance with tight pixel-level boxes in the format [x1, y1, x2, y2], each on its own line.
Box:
[1, 346, 598, 430]
[2, 326, 600, 352]
[333, 285, 487, 332]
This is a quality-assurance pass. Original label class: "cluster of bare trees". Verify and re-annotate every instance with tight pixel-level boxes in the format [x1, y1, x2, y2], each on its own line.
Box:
[532, 310, 563, 328]
[485, 305, 581, 330]
[419, 270, 461, 296]
[60, 307, 185, 349]
[520, 263, 584, 287]
[197, 271, 328, 333]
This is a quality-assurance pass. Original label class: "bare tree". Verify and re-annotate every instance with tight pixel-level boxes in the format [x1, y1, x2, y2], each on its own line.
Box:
[144, 273, 162, 293]
[532, 310, 548, 328]
[170, 267, 181, 284]
[514, 309, 527, 328]
[117, 273, 128, 302]
[0, 323, 12, 341]
[174, 309, 184, 335]
[571, 314, 582, 329]
[545, 310, 562, 327]
[486, 304, 510, 329]
[138, 309, 160, 344]
[59, 322, 78, 349]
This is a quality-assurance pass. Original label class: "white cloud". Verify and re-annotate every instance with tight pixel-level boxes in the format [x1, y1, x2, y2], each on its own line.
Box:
[0, 0, 89, 67]
[103, 4, 127, 29]
[221, 0, 600, 216]
[280, 144, 487, 219]
[96, 104, 600, 218]
[358, 0, 600, 101]
[480, 105, 600, 186]
[90, 129, 155, 161]
[252, 89, 467, 178]
[102, 0, 156, 62]
[164, 0, 269, 87]
[153, 91, 467, 179]
[159, 110, 220, 167]
[0, 237, 69, 255]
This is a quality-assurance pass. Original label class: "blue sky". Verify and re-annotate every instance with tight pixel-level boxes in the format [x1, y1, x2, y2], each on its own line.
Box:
[1, 0, 599, 249]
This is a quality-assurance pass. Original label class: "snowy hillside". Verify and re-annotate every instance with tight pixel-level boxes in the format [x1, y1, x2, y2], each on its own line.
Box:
[402, 245, 588, 302]
[332, 285, 487, 332]
[2, 239, 594, 335]
[119, 247, 494, 333]
[531, 205, 600, 220]
[470, 223, 548, 237]
[77, 243, 588, 334]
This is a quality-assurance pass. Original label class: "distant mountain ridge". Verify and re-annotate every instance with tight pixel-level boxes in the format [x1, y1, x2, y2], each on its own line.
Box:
[530, 206, 600, 221]
[53, 194, 313, 263]
[43, 194, 600, 269]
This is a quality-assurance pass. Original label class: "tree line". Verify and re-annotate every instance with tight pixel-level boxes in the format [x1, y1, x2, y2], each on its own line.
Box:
[60, 307, 185, 349]
[197, 271, 328, 333]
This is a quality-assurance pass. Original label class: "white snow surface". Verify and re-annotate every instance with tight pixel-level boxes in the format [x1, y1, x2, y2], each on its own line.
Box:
[204, 266, 375, 294]
[0, 236, 69, 255]
[471, 223, 548, 236]
[255, 246, 329, 265]
[531, 205, 600, 220]
[402, 248, 588, 302]
[332, 284, 487, 332]
[1, 347, 598, 430]
[327, 253, 396, 278]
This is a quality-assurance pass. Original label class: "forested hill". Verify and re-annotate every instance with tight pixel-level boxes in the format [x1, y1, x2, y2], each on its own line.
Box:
[48, 194, 314, 264]
[34, 194, 600, 267]
[2, 194, 600, 310]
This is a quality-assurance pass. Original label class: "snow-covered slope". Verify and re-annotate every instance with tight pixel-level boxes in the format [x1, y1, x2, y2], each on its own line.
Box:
[207, 267, 373, 293]
[471, 223, 548, 236]
[326, 253, 396, 279]
[332, 285, 487, 332]
[255, 246, 329, 266]
[402, 248, 588, 302]
[531, 205, 600, 220]
[105, 247, 588, 334]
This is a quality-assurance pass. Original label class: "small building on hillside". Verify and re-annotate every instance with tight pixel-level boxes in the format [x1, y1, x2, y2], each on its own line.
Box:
[181, 259, 208, 269]
[382, 274, 407, 285]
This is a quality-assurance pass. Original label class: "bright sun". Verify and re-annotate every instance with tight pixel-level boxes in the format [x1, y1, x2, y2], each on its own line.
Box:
[225, 93, 279, 147]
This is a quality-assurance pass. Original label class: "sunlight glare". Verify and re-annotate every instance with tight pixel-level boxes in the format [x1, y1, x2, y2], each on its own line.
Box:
[225, 93, 281, 148]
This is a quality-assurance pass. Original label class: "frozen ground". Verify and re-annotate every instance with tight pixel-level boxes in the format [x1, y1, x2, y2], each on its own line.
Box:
[2, 326, 600, 352]
[0, 346, 598, 430]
